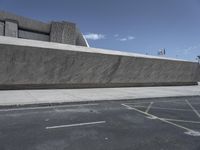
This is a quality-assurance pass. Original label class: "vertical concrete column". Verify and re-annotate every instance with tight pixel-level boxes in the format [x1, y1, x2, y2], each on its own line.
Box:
[5, 20, 18, 37]
[0, 21, 4, 36]
[50, 21, 76, 45]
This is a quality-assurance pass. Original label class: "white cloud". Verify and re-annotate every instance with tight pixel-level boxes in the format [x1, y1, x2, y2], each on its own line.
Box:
[118, 35, 135, 42]
[119, 38, 127, 41]
[127, 36, 135, 40]
[84, 33, 105, 40]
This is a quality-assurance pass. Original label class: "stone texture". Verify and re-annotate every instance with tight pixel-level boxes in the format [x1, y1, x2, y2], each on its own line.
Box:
[5, 21, 18, 37]
[0, 21, 4, 36]
[50, 21, 76, 45]
[0, 11, 50, 33]
[0, 36, 199, 89]
[18, 30, 49, 42]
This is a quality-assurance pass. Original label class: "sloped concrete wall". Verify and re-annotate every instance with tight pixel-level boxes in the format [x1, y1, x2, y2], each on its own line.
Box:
[0, 36, 199, 89]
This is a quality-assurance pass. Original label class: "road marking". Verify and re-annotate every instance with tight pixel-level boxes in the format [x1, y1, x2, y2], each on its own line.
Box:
[46, 121, 106, 129]
[121, 103, 200, 136]
[124, 99, 184, 105]
[185, 99, 200, 118]
[121, 103, 134, 110]
[145, 102, 154, 113]
[132, 105, 198, 112]
[0, 103, 99, 112]
[160, 118, 200, 124]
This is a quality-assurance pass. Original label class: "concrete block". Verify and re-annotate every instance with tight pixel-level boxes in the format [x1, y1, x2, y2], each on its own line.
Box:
[19, 30, 49, 42]
[49, 22, 63, 43]
[0, 11, 50, 34]
[50, 21, 76, 45]
[0, 21, 4, 36]
[5, 21, 18, 37]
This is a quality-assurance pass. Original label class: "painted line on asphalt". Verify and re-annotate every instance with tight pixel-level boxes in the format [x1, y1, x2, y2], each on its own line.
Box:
[121, 103, 200, 136]
[132, 105, 199, 112]
[124, 99, 184, 105]
[145, 102, 154, 113]
[160, 118, 200, 124]
[186, 102, 200, 105]
[185, 99, 200, 118]
[0, 103, 99, 112]
[46, 121, 106, 129]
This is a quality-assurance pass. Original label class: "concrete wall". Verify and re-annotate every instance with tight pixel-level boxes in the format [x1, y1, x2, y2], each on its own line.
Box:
[0, 11, 88, 47]
[75, 27, 89, 47]
[4, 21, 18, 37]
[0, 21, 4, 36]
[0, 11, 50, 33]
[0, 36, 199, 89]
[50, 21, 76, 44]
[18, 30, 49, 42]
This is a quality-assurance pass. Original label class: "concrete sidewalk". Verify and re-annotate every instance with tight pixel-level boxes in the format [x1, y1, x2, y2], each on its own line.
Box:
[0, 84, 200, 106]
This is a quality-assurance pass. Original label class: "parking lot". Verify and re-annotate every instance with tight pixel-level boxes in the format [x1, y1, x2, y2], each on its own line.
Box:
[0, 96, 200, 150]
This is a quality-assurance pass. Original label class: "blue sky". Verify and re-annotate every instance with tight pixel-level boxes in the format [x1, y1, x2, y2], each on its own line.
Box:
[0, 0, 200, 61]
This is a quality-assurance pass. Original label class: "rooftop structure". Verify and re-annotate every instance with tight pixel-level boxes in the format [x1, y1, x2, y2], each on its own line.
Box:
[0, 11, 89, 47]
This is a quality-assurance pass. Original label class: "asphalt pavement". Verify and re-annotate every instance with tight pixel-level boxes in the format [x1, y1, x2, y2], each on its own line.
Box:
[0, 96, 200, 150]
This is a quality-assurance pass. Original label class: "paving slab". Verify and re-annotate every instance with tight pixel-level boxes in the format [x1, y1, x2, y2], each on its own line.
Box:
[0, 84, 199, 106]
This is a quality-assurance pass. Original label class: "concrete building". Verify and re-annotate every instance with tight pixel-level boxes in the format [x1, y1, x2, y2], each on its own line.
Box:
[0, 11, 89, 47]
[0, 11, 199, 90]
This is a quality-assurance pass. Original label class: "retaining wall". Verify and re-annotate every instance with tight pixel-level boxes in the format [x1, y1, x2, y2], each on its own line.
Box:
[0, 36, 199, 89]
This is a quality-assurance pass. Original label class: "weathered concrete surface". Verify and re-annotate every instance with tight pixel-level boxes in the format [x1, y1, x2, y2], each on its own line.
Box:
[0, 36, 199, 89]
[0, 21, 4, 36]
[0, 10, 50, 33]
[75, 27, 89, 47]
[18, 29, 49, 41]
[50, 21, 76, 44]
[5, 21, 18, 37]
[0, 10, 88, 47]
[0, 85, 199, 106]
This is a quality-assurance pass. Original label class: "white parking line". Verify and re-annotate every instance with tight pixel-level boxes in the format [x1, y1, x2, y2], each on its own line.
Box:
[132, 105, 198, 112]
[121, 103, 200, 136]
[123, 99, 184, 105]
[145, 102, 154, 113]
[160, 118, 200, 124]
[185, 99, 200, 118]
[0, 103, 99, 112]
[46, 121, 106, 129]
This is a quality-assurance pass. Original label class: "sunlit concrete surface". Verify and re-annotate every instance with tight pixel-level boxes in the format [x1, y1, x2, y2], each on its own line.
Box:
[0, 36, 199, 90]
[0, 85, 199, 106]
